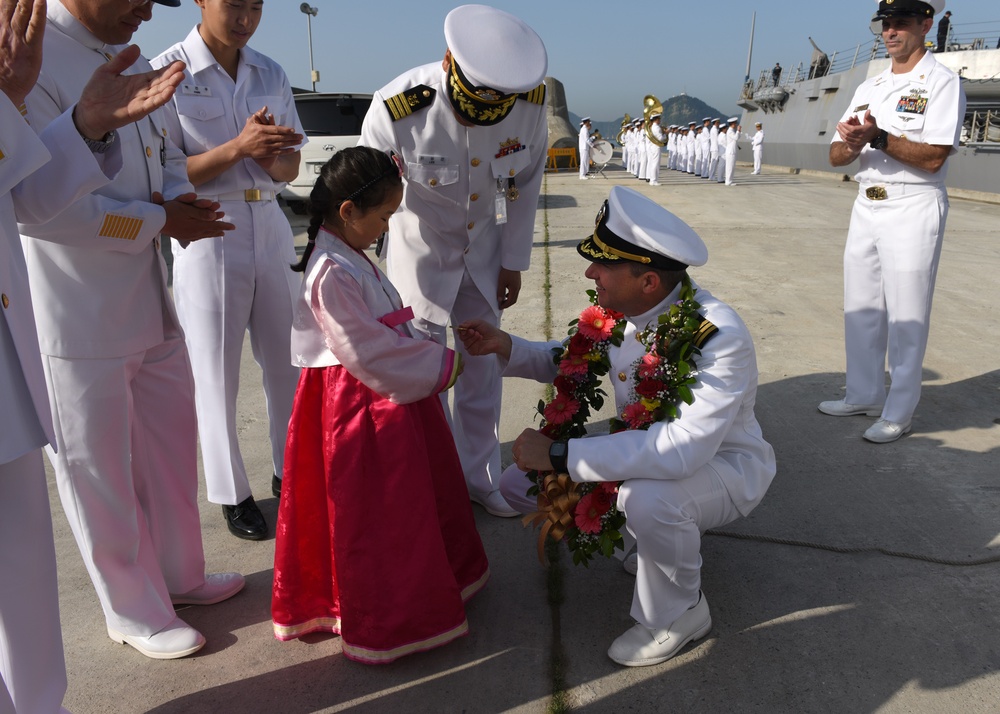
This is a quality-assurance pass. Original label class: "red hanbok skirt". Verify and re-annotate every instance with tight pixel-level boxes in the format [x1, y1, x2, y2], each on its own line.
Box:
[271, 366, 489, 664]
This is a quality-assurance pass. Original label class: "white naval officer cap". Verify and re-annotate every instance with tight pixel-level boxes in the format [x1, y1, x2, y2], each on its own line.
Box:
[728, 117, 739, 123]
[580, 116, 592, 124]
[444, 5, 547, 94]
[872, 0, 944, 18]
[577, 186, 708, 270]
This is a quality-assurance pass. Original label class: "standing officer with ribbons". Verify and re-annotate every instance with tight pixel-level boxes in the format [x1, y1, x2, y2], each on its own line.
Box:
[820, 0, 964, 443]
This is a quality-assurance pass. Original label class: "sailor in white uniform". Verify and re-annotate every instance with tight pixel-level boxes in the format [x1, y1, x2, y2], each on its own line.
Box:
[578, 116, 593, 179]
[20, 0, 245, 661]
[724, 117, 740, 185]
[698, 118, 712, 177]
[458, 186, 775, 668]
[2, 14, 188, 706]
[360, 4, 548, 517]
[708, 118, 721, 180]
[646, 114, 664, 185]
[751, 122, 764, 174]
[152, 0, 306, 540]
[819, 0, 964, 443]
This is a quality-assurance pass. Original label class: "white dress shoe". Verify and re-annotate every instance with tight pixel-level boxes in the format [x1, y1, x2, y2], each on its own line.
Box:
[863, 419, 911, 443]
[623, 549, 638, 575]
[170, 572, 245, 605]
[608, 592, 712, 667]
[818, 399, 883, 417]
[470, 489, 519, 518]
[107, 617, 205, 660]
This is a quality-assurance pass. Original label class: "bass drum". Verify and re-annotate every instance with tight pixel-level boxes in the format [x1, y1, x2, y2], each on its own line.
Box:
[590, 139, 613, 165]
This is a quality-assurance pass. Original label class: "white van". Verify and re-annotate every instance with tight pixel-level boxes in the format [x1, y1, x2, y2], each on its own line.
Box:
[280, 92, 374, 214]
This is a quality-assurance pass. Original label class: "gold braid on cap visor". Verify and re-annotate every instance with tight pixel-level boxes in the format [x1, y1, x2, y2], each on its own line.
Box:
[588, 232, 652, 264]
[447, 59, 518, 126]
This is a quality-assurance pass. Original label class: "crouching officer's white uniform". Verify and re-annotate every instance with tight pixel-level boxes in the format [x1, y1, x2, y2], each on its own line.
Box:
[360, 4, 548, 517]
[494, 187, 775, 667]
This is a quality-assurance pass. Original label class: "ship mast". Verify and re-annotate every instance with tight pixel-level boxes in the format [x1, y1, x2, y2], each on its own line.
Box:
[745, 11, 755, 85]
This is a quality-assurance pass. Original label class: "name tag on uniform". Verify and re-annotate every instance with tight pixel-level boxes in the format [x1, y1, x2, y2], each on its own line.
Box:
[853, 104, 869, 113]
[181, 84, 213, 97]
[416, 155, 447, 165]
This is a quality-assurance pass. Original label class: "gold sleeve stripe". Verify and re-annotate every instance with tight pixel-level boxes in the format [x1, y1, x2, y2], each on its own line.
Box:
[692, 318, 719, 348]
[98, 214, 144, 241]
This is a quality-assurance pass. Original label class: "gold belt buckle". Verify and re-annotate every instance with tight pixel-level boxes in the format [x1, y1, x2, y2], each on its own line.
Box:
[244, 188, 262, 202]
[865, 186, 888, 201]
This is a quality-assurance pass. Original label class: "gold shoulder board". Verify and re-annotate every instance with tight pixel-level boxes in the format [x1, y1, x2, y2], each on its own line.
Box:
[383, 84, 436, 122]
[692, 317, 719, 349]
[518, 83, 546, 105]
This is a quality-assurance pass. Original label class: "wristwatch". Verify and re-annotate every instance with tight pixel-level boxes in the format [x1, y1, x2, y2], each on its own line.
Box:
[81, 129, 117, 154]
[549, 440, 569, 473]
[869, 129, 889, 152]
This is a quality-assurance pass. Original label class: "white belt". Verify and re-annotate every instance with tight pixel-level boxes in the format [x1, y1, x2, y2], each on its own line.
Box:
[206, 189, 276, 202]
[859, 183, 942, 201]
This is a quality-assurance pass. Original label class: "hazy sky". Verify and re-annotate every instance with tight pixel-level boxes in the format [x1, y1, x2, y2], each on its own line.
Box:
[134, 0, 1000, 121]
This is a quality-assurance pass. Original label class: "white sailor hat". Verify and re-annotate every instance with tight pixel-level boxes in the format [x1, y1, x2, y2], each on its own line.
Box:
[580, 116, 592, 124]
[702, 117, 711, 122]
[577, 186, 708, 270]
[651, 113, 661, 121]
[728, 116, 739, 123]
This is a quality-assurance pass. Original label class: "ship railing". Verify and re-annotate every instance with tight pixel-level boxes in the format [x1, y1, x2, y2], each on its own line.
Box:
[962, 108, 1000, 146]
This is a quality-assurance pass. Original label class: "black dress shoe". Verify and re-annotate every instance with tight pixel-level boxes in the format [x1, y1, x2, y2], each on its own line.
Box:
[271, 474, 281, 499]
[222, 496, 267, 540]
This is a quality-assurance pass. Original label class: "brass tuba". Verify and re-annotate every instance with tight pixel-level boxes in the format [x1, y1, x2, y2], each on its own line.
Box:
[615, 113, 632, 146]
[643, 95, 667, 147]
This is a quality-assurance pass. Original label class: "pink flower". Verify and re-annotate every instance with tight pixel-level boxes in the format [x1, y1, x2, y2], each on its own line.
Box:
[558, 354, 590, 378]
[544, 393, 580, 425]
[577, 306, 616, 342]
[637, 352, 661, 380]
[622, 401, 654, 428]
[574, 493, 605, 534]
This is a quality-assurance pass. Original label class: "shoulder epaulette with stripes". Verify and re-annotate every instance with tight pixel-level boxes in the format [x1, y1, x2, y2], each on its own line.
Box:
[383, 84, 436, 122]
[692, 316, 719, 349]
[518, 83, 546, 106]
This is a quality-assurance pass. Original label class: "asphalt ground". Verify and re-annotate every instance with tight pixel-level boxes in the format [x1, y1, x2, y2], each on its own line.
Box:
[49, 159, 1000, 713]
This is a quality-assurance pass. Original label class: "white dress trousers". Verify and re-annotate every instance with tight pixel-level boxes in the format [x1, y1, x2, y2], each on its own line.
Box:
[578, 126, 591, 179]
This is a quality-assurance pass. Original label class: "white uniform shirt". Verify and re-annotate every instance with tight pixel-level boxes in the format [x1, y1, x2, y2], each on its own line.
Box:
[1, 97, 122, 463]
[361, 62, 547, 326]
[290, 229, 459, 404]
[834, 50, 964, 186]
[20, 0, 194, 359]
[152, 26, 306, 196]
[502, 281, 775, 516]
[709, 125, 720, 154]
[751, 129, 764, 149]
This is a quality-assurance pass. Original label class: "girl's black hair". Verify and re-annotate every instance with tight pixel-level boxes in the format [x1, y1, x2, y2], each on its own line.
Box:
[290, 146, 403, 272]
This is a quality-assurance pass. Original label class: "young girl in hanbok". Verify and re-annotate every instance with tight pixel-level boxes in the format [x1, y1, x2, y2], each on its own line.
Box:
[271, 147, 489, 664]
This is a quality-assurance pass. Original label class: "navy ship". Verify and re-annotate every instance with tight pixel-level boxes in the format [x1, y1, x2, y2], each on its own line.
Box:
[736, 19, 1000, 197]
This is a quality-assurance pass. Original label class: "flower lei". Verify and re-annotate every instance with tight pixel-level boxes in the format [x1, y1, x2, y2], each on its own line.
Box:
[524, 274, 704, 566]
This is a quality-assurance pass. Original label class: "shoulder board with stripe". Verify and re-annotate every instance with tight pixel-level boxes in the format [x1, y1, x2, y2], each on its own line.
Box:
[692, 316, 719, 349]
[383, 84, 436, 122]
[518, 83, 546, 105]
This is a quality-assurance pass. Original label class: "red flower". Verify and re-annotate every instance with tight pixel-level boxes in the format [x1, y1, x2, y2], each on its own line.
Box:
[543, 392, 580, 425]
[558, 354, 590, 378]
[634, 379, 662, 399]
[577, 306, 616, 341]
[637, 352, 661, 380]
[622, 401, 654, 428]
[567, 332, 593, 356]
[590, 484, 614, 512]
[553, 375, 578, 394]
[574, 493, 605, 534]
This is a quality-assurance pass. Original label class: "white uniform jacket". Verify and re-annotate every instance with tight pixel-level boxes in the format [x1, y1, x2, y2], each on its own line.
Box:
[152, 26, 306, 196]
[360, 62, 548, 327]
[751, 130, 764, 150]
[1, 96, 122, 464]
[19, 0, 194, 359]
[835, 50, 964, 186]
[290, 229, 460, 404]
[501, 282, 776, 516]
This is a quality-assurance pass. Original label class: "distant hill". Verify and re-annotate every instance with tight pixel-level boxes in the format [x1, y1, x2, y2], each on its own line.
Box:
[570, 94, 734, 145]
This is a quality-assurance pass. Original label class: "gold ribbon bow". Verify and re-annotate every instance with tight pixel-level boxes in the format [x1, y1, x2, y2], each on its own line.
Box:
[521, 471, 582, 564]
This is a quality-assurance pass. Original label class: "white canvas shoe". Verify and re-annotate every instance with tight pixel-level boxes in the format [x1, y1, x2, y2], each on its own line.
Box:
[818, 399, 883, 417]
[608, 592, 712, 667]
[863, 419, 911, 443]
